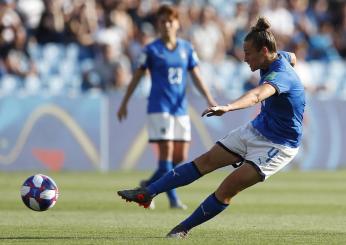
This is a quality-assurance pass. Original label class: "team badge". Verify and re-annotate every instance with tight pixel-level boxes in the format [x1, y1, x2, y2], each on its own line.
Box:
[264, 72, 277, 81]
[180, 50, 187, 60]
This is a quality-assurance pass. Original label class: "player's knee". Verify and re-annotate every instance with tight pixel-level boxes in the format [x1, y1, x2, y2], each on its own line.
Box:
[215, 189, 238, 205]
[194, 152, 214, 174]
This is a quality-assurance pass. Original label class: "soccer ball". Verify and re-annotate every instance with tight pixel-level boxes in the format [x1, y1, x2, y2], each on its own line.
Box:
[20, 174, 59, 211]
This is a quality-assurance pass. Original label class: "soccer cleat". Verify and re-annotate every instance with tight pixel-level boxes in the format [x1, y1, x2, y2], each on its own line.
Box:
[170, 200, 188, 210]
[117, 187, 153, 209]
[139, 179, 148, 188]
[166, 224, 189, 238]
[138, 180, 156, 209]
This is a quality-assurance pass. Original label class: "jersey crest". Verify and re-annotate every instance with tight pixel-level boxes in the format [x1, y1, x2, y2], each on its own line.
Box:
[264, 72, 277, 81]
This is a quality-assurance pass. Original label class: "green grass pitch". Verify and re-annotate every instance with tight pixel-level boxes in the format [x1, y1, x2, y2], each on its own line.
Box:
[1, 170, 346, 244]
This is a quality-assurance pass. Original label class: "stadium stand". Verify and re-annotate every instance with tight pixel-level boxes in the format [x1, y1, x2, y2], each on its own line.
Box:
[0, 0, 345, 99]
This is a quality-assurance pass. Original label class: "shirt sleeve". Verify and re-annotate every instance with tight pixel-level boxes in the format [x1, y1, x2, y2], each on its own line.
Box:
[263, 71, 290, 94]
[278, 51, 291, 64]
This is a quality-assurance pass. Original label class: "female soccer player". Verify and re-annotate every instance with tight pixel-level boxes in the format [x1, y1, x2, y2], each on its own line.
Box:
[117, 5, 216, 209]
[118, 16, 305, 238]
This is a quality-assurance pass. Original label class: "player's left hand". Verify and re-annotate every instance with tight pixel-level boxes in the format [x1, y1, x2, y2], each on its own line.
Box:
[201, 106, 229, 117]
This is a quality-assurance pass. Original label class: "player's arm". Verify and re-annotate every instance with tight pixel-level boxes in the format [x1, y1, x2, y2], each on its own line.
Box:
[117, 68, 146, 122]
[202, 83, 276, 117]
[189, 66, 217, 107]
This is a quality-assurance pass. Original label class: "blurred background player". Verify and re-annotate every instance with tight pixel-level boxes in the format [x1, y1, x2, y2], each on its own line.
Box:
[118, 16, 305, 238]
[117, 4, 216, 210]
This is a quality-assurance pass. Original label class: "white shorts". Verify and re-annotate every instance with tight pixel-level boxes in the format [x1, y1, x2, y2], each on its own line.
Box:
[147, 113, 191, 142]
[217, 123, 299, 181]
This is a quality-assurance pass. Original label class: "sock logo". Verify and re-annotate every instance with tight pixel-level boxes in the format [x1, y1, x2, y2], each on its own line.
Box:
[200, 204, 210, 216]
[171, 169, 180, 177]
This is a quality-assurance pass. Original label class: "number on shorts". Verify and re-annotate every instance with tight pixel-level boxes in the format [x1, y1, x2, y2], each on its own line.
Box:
[265, 147, 279, 163]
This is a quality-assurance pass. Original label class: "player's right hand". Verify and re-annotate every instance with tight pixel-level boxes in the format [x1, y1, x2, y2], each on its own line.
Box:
[117, 105, 127, 122]
[201, 106, 229, 117]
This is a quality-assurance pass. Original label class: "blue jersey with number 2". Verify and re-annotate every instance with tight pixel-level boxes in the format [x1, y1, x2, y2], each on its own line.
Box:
[252, 51, 305, 148]
[138, 38, 199, 116]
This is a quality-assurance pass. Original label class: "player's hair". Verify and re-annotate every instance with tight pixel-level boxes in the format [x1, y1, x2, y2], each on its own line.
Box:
[157, 4, 179, 19]
[244, 17, 277, 53]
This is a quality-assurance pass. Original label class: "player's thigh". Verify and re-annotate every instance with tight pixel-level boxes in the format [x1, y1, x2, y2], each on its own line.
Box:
[156, 141, 174, 160]
[194, 144, 243, 175]
[215, 162, 262, 203]
[172, 141, 190, 164]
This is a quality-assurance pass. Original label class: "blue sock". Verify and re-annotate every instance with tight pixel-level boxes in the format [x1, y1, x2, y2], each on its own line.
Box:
[146, 160, 179, 205]
[180, 193, 228, 231]
[146, 160, 172, 185]
[147, 162, 202, 197]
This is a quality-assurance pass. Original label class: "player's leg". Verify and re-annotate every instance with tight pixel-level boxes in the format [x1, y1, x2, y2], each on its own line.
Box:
[117, 143, 242, 207]
[214, 161, 262, 204]
[144, 141, 174, 186]
[118, 123, 244, 207]
[146, 143, 242, 197]
[157, 140, 185, 208]
[167, 162, 262, 238]
[172, 141, 189, 165]
[166, 124, 299, 237]
[140, 113, 173, 193]
[146, 118, 245, 197]
[168, 141, 190, 209]
[163, 115, 190, 209]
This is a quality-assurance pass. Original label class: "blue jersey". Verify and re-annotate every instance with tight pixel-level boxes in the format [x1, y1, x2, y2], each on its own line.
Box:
[251, 51, 305, 148]
[138, 38, 199, 115]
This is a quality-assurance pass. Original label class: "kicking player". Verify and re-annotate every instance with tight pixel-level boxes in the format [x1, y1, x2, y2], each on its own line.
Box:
[118, 16, 305, 238]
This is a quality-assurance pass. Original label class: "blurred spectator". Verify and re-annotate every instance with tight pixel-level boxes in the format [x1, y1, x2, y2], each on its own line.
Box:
[0, 0, 345, 98]
[334, 3, 346, 58]
[82, 44, 131, 92]
[16, 0, 45, 35]
[306, 0, 331, 27]
[291, 41, 326, 94]
[189, 5, 226, 62]
[35, 0, 65, 44]
[262, 0, 295, 38]
[127, 22, 155, 71]
[0, 0, 37, 78]
[65, 0, 98, 59]
[308, 20, 340, 61]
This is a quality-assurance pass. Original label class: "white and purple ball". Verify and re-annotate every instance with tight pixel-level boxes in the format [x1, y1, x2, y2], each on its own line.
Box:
[20, 174, 59, 211]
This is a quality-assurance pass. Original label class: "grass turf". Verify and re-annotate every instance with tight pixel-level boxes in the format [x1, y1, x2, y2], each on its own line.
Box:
[1, 170, 346, 244]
